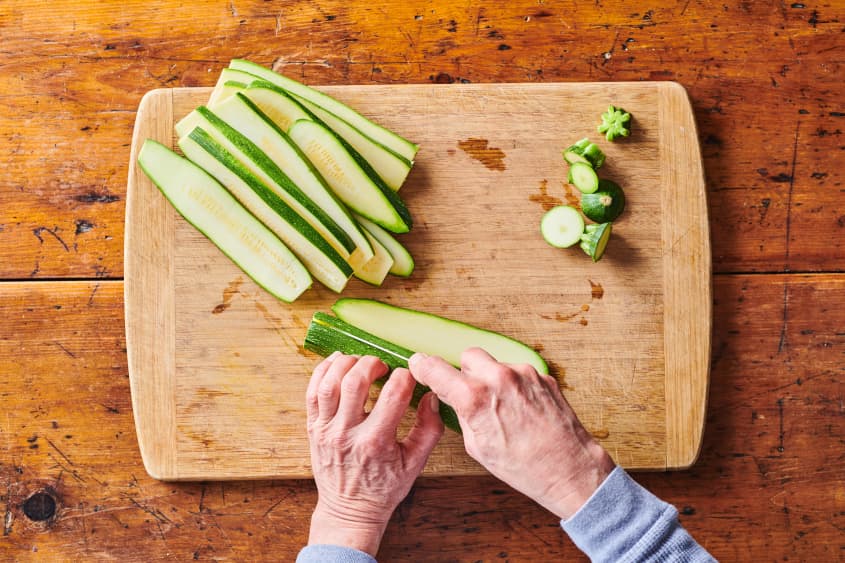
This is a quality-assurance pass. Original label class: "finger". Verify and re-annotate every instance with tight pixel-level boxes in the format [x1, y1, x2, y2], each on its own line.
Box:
[460, 347, 503, 379]
[408, 353, 467, 409]
[366, 367, 416, 432]
[317, 354, 360, 423]
[505, 362, 539, 379]
[306, 351, 341, 426]
[335, 356, 389, 426]
[401, 392, 445, 471]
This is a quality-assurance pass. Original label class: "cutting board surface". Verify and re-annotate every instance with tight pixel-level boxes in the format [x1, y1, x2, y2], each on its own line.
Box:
[125, 82, 710, 480]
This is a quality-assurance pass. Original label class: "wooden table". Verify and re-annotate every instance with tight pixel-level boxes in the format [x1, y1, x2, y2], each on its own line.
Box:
[1, 1, 842, 560]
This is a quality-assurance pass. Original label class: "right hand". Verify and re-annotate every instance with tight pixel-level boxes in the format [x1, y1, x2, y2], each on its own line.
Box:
[409, 348, 615, 520]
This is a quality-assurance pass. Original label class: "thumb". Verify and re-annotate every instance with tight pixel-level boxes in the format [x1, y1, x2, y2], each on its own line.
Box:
[408, 353, 466, 410]
[401, 392, 444, 471]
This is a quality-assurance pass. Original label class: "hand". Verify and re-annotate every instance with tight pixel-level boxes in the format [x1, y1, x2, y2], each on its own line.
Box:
[409, 348, 615, 521]
[305, 352, 444, 556]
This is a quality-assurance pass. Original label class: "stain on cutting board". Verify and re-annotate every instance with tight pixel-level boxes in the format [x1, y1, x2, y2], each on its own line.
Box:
[212, 276, 244, 314]
[457, 138, 507, 171]
[529, 179, 563, 211]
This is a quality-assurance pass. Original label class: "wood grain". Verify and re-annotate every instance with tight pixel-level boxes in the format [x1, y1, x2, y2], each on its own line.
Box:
[0, 1, 843, 278]
[125, 83, 707, 478]
[1, 277, 842, 560]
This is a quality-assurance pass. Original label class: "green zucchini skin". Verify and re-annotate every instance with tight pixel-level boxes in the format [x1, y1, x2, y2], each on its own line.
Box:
[563, 137, 606, 169]
[304, 312, 461, 432]
[580, 222, 613, 262]
[581, 179, 626, 223]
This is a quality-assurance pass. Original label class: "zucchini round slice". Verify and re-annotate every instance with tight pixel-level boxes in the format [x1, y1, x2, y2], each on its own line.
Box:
[581, 179, 626, 223]
[568, 161, 600, 194]
[580, 222, 613, 262]
[540, 205, 585, 248]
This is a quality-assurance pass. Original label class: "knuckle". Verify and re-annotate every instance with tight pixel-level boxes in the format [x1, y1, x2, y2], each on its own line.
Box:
[491, 365, 517, 386]
[317, 378, 338, 400]
[465, 383, 490, 413]
[340, 371, 367, 395]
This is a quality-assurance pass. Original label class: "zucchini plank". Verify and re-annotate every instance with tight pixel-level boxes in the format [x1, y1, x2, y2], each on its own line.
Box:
[137, 140, 311, 302]
[332, 298, 549, 374]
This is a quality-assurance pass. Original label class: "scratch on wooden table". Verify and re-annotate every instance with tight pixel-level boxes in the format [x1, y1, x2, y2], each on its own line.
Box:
[783, 120, 801, 272]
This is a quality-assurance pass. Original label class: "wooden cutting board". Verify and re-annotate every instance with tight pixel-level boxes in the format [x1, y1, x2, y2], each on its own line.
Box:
[125, 82, 710, 481]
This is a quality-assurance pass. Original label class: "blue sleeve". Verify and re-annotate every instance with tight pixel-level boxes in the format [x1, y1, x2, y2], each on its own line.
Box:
[296, 544, 376, 563]
[561, 466, 716, 562]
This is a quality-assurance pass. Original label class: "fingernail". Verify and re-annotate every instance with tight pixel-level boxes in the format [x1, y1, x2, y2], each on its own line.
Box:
[410, 352, 428, 364]
[327, 351, 341, 360]
[430, 393, 439, 413]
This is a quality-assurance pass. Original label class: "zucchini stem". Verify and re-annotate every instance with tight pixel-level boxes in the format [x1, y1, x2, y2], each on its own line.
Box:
[597, 105, 632, 142]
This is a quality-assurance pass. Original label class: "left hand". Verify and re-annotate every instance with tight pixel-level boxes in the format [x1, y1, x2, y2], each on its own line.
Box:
[305, 352, 444, 556]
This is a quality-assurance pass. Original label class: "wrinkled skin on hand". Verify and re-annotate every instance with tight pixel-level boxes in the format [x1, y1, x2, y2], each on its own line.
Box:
[409, 348, 615, 521]
[305, 352, 444, 556]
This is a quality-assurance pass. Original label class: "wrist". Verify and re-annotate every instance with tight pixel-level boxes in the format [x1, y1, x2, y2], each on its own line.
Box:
[308, 501, 389, 556]
[538, 440, 616, 521]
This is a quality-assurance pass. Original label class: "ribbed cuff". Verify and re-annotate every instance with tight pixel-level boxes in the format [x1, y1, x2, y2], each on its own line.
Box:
[561, 466, 714, 562]
[296, 544, 377, 563]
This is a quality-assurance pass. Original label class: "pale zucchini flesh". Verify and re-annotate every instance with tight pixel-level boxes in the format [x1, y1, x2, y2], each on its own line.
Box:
[137, 140, 311, 302]
[208, 92, 372, 263]
[296, 96, 412, 190]
[208, 68, 259, 106]
[242, 81, 312, 132]
[228, 59, 419, 162]
[179, 128, 352, 292]
[332, 299, 549, 374]
[176, 106, 356, 255]
[288, 119, 412, 233]
[353, 213, 414, 277]
[352, 229, 393, 286]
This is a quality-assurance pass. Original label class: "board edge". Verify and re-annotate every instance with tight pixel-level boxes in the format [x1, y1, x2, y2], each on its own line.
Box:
[125, 88, 179, 480]
[659, 81, 713, 470]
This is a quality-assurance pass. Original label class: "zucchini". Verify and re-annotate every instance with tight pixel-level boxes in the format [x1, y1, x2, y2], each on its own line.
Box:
[241, 80, 312, 132]
[208, 68, 259, 106]
[137, 140, 311, 302]
[296, 96, 413, 190]
[580, 222, 613, 262]
[288, 119, 412, 233]
[331, 298, 548, 374]
[563, 138, 606, 169]
[175, 106, 357, 256]
[179, 128, 352, 292]
[540, 205, 585, 249]
[304, 312, 461, 432]
[568, 161, 600, 194]
[354, 214, 414, 277]
[597, 105, 632, 142]
[208, 92, 374, 266]
[352, 229, 394, 286]
[228, 59, 419, 162]
[581, 179, 626, 223]
[242, 81, 412, 192]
